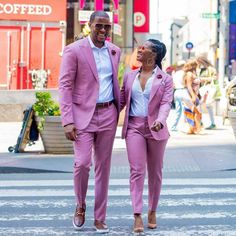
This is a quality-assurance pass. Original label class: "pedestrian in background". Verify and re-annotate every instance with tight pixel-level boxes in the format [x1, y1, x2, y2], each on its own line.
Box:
[171, 60, 186, 131]
[59, 11, 121, 233]
[120, 39, 173, 233]
[197, 56, 217, 130]
[182, 59, 202, 134]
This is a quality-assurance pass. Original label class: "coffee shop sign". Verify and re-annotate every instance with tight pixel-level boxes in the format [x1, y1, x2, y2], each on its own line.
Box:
[0, 3, 52, 15]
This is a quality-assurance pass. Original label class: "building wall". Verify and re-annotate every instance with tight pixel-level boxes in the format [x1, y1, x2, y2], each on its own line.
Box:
[0, 0, 67, 90]
[172, 0, 218, 65]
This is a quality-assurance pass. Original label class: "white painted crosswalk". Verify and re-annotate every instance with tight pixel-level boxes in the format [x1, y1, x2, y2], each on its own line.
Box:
[1, 178, 236, 235]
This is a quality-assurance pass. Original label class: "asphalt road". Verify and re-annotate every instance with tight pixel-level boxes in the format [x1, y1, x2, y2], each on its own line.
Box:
[1, 113, 236, 235]
[1, 171, 236, 236]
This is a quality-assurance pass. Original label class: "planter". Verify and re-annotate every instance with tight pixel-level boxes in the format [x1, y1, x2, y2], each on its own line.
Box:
[36, 116, 74, 154]
[229, 111, 236, 139]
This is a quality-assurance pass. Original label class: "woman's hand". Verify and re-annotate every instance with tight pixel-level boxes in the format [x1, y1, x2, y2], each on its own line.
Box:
[151, 121, 162, 132]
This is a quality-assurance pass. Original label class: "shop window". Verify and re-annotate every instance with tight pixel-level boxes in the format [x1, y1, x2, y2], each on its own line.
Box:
[104, 0, 114, 11]
[83, 0, 94, 10]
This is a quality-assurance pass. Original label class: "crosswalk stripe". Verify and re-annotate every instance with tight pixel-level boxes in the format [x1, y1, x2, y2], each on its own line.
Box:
[1, 187, 236, 197]
[1, 178, 236, 187]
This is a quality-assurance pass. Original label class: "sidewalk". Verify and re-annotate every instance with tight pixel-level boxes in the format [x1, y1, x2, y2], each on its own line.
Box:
[0, 111, 236, 178]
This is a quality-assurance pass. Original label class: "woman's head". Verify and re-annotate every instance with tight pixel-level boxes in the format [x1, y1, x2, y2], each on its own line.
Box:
[136, 39, 166, 69]
[183, 59, 198, 72]
[196, 56, 213, 68]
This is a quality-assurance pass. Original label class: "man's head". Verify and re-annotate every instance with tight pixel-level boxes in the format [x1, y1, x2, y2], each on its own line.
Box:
[89, 11, 111, 48]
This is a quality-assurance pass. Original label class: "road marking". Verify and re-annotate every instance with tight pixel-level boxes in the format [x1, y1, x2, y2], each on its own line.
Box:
[1, 178, 236, 187]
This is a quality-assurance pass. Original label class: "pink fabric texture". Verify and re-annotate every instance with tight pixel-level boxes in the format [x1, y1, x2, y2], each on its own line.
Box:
[59, 37, 121, 222]
[73, 104, 117, 221]
[126, 117, 167, 213]
[120, 68, 173, 214]
[120, 68, 173, 140]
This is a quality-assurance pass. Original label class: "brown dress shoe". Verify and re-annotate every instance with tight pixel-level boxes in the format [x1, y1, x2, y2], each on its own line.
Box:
[72, 204, 86, 230]
[147, 211, 157, 229]
[94, 220, 109, 233]
[133, 213, 144, 233]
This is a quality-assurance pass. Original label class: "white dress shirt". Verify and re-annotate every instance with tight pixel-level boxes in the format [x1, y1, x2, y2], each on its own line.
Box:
[88, 36, 114, 103]
[130, 67, 157, 117]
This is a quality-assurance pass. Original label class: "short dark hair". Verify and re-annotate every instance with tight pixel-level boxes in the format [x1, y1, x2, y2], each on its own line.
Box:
[89, 11, 110, 23]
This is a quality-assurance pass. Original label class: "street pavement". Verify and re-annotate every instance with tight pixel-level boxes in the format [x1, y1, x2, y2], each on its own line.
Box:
[0, 111, 236, 235]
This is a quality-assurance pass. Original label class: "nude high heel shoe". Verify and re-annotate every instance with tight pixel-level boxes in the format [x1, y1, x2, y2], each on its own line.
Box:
[147, 211, 157, 229]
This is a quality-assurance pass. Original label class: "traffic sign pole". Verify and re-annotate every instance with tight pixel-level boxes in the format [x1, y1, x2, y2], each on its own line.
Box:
[185, 42, 194, 59]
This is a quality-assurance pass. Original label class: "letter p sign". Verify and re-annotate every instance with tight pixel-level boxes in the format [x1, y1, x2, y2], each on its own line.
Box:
[134, 12, 146, 27]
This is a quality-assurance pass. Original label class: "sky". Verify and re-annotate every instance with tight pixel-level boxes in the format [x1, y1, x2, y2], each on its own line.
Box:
[150, 0, 190, 44]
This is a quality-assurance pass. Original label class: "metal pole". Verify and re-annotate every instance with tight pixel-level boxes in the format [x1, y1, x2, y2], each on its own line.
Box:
[170, 23, 174, 65]
[6, 31, 11, 90]
[218, 0, 227, 89]
[41, 23, 46, 70]
[20, 26, 24, 89]
[26, 23, 31, 89]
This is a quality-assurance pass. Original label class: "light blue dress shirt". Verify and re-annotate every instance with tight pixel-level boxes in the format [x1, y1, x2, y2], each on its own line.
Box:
[130, 67, 157, 117]
[88, 36, 114, 103]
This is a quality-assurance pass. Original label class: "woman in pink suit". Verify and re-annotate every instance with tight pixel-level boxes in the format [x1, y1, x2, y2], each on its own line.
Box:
[120, 39, 173, 233]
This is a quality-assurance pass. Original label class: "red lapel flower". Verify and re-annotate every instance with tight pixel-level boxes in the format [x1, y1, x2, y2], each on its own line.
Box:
[157, 74, 162, 79]
[111, 49, 116, 55]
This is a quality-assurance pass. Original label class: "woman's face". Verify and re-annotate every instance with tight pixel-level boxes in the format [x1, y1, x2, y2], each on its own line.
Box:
[136, 41, 156, 66]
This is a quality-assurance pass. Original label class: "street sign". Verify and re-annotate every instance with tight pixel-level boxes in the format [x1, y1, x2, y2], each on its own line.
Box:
[201, 12, 220, 19]
[186, 42, 194, 50]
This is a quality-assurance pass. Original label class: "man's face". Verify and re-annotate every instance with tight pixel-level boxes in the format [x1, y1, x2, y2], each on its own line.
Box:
[89, 16, 111, 46]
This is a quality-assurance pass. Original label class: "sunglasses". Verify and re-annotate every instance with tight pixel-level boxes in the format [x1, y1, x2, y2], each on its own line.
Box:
[94, 23, 112, 31]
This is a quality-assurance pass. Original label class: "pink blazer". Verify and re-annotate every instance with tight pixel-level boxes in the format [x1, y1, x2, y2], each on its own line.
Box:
[120, 68, 173, 140]
[59, 37, 121, 129]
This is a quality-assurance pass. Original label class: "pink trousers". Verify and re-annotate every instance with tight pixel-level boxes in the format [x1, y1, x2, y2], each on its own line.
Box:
[125, 116, 168, 214]
[73, 103, 117, 222]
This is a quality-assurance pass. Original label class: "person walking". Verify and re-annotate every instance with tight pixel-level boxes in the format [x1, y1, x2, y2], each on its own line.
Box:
[171, 60, 186, 131]
[120, 39, 173, 233]
[197, 56, 217, 129]
[182, 59, 202, 134]
[58, 11, 121, 233]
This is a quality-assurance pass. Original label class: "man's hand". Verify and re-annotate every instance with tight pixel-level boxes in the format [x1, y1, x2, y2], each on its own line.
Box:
[64, 124, 77, 141]
[151, 121, 162, 132]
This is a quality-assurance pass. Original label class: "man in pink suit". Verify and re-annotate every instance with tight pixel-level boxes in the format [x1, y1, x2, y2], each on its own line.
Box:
[59, 11, 121, 233]
[120, 39, 173, 233]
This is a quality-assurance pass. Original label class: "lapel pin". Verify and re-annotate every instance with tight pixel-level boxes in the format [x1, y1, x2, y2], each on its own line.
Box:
[111, 50, 116, 55]
[157, 74, 162, 79]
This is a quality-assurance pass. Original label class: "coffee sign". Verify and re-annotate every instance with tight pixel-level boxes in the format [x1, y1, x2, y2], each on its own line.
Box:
[0, 0, 66, 21]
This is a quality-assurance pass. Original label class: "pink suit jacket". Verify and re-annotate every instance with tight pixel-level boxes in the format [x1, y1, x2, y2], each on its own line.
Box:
[59, 37, 121, 129]
[120, 68, 173, 140]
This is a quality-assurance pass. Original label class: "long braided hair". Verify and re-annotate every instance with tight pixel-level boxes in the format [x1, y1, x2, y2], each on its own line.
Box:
[147, 39, 166, 70]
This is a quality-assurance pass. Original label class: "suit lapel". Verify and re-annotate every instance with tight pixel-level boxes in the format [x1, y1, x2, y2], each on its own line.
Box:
[107, 45, 118, 77]
[127, 70, 139, 101]
[149, 69, 164, 102]
[82, 38, 99, 81]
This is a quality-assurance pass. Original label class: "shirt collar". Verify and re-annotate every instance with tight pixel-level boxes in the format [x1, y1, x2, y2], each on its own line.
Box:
[88, 36, 107, 49]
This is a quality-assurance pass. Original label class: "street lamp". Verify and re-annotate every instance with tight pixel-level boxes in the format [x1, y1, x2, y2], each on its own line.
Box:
[170, 22, 182, 65]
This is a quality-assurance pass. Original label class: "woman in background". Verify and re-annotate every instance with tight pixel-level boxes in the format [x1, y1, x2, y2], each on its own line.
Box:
[182, 59, 202, 134]
[197, 56, 218, 130]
